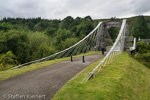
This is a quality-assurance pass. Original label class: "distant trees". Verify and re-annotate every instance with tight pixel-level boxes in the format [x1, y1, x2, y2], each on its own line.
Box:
[74, 17, 94, 38]
[0, 23, 12, 32]
[53, 16, 94, 49]
[54, 29, 71, 46]
[26, 21, 34, 30]
[133, 15, 150, 39]
[60, 16, 74, 30]
[0, 30, 29, 63]
[1, 17, 42, 25]
[110, 17, 120, 21]
[108, 27, 119, 42]
[69, 17, 83, 33]
[26, 32, 55, 61]
[59, 38, 78, 50]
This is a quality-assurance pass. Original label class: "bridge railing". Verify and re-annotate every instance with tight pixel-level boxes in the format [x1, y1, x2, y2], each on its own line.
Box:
[84, 19, 127, 82]
[130, 38, 136, 51]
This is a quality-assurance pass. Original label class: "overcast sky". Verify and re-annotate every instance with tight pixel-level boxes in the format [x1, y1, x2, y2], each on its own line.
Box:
[0, 0, 150, 20]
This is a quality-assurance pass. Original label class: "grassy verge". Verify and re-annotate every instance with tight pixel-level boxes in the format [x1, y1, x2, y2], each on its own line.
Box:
[0, 51, 101, 81]
[52, 52, 150, 100]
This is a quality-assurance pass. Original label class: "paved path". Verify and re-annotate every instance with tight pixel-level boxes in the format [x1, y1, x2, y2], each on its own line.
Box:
[0, 53, 104, 100]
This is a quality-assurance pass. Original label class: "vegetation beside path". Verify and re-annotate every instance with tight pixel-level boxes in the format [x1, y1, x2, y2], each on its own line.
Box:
[0, 51, 101, 81]
[52, 52, 150, 100]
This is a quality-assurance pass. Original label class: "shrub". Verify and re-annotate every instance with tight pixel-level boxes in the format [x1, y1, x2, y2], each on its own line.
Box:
[137, 40, 149, 54]
[0, 51, 18, 71]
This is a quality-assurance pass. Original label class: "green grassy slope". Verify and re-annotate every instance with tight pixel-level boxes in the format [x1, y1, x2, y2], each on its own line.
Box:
[52, 52, 150, 100]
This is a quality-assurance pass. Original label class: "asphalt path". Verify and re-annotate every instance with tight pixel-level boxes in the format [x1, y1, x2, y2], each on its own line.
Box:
[0, 53, 104, 100]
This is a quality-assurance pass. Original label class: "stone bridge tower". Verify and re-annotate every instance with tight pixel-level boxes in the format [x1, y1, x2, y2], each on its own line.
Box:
[96, 20, 130, 51]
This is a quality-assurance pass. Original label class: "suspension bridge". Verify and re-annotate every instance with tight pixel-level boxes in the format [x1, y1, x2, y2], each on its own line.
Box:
[0, 19, 136, 100]
[12, 19, 133, 80]
[13, 19, 131, 68]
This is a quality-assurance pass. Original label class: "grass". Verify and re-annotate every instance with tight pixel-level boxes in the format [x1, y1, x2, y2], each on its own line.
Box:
[0, 51, 101, 81]
[52, 52, 150, 100]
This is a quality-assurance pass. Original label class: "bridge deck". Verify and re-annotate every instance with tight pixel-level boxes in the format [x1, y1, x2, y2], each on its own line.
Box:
[0, 53, 104, 100]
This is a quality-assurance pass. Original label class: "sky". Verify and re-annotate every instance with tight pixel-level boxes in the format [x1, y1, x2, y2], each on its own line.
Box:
[0, 0, 150, 20]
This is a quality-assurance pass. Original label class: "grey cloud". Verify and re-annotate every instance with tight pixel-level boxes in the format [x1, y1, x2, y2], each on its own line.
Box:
[131, 0, 150, 14]
[0, 0, 150, 20]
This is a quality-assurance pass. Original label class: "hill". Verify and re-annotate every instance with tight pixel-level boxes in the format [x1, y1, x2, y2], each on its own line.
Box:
[52, 52, 150, 100]
[94, 15, 150, 23]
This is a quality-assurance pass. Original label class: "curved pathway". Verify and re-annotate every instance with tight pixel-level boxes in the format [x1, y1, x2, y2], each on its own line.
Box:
[0, 53, 104, 100]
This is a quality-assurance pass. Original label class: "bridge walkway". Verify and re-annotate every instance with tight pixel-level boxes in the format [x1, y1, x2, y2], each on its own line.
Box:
[0, 53, 104, 100]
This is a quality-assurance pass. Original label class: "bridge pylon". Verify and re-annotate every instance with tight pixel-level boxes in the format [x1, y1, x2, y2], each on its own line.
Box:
[96, 20, 130, 52]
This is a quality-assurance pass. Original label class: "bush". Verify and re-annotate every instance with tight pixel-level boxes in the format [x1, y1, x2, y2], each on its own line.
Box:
[137, 40, 149, 54]
[0, 51, 18, 71]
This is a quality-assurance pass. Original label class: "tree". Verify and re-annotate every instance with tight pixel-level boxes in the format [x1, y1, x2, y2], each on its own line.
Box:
[44, 27, 57, 36]
[133, 15, 150, 39]
[0, 51, 17, 69]
[27, 32, 52, 61]
[60, 38, 78, 50]
[84, 16, 92, 21]
[26, 21, 34, 30]
[33, 21, 49, 31]
[108, 27, 119, 42]
[110, 17, 120, 21]
[0, 30, 29, 63]
[32, 43, 56, 60]
[69, 17, 83, 33]
[60, 16, 74, 30]
[75, 19, 94, 39]
[54, 29, 71, 45]
[71, 17, 82, 26]
[0, 22, 12, 32]
[137, 40, 149, 54]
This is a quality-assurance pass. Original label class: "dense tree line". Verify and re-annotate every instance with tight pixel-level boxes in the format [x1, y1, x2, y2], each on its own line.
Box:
[133, 15, 150, 39]
[0, 16, 94, 70]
